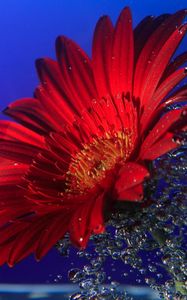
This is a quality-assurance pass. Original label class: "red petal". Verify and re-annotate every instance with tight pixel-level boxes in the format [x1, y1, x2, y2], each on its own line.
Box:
[56, 36, 97, 106]
[0, 161, 28, 185]
[140, 24, 187, 106]
[141, 68, 187, 132]
[8, 215, 51, 266]
[69, 193, 105, 248]
[0, 119, 46, 164]
[117, 183, 144, 202]
[0, 244, 12, 266]
[0, 222, 29, 246]
[3, 98, 54, 135]
[35, 59, 77, 125]
[0, 205, 35, 228]
[134, 14, 170, 63]
[69, 205, 92, 248]
[140, 108, 185, 154]
[141, 133, 177, 160]
[35, 212, 69, 260]
[110, 7, 134, 96]
[0, 140, 42, 163]
[114, 163, 149, 202]
[89, 193, 105, 235]
[0, 121, 44, 147]
[0, 186, 25, 207]
[133, 10, 187, 103]
[92, 16, 113, 97]
[0, 159, 31, 224]
[161, 51, 187, 81]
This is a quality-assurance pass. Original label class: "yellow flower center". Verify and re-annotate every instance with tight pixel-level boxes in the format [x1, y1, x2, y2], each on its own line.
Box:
[65, 130, 134, 194]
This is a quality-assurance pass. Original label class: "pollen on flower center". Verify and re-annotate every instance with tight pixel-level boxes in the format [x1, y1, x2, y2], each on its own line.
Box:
[65, 130, 134, 194]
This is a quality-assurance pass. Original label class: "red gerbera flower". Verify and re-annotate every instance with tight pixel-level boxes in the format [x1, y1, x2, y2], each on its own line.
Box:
[0, 7, 187, 267]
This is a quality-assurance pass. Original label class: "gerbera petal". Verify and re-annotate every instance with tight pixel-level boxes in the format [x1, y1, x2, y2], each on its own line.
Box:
[142, 96, 187, 134]
[140, 24, 187, 106]
[169, 83, 187, 97]
[161, 51, 187, 81]
[8, 215, 51, 266]
[69, 193, 105, 248]
[114, 163, 149, 201]
[117, 183, 144, 202]
[56, 36, 98, 105]
[0, 222, 29, 246]
[141, 68, 187, 132]
[26, 163, 66, 193]
[0, 186, 25, 208]
[134, 14, 170, 63]
[69, 203, 93, 248]
[35, 60, 78, 126]
[0, 160, 28, 185]
[0, 205, 35, 228]
[0, 140, 42, 163]
[35, 212, 70, 260]
[92, 15, 114, 97]
[0, 120, 44, 146]
[3, 98, 54, 135]
[140, 107, 186, 154]
[150, 68, 187, 106]
[110, 7, 134, 96]
[0, 243, 13, 266]
[89, 192, 105, 235]
[141, 133, 177, 160]
[133, 10, 187, 104]
[0, 159, 31, 216]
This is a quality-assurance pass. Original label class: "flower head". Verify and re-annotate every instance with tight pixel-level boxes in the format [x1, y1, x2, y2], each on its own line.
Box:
[0, 7, 187, 266]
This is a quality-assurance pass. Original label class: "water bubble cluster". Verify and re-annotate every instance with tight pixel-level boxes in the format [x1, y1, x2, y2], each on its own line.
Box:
[57, 132, 187, 299]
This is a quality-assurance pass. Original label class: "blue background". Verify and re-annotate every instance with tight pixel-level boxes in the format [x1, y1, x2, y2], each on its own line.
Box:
[0, 0, 187, 284]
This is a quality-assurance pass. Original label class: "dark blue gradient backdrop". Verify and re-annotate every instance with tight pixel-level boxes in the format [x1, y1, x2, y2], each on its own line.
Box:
[0, 0, 186, 284]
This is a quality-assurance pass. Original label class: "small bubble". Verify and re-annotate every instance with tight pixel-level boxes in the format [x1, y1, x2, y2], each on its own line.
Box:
[70, 293, 83, 300]
[178, 27, 184, 34]
[148, 264, 157, 273]
[68, 269, 85, 283]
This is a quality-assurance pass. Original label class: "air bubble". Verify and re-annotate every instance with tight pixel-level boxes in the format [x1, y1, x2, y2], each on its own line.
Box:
[68, 268, 85, 283]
